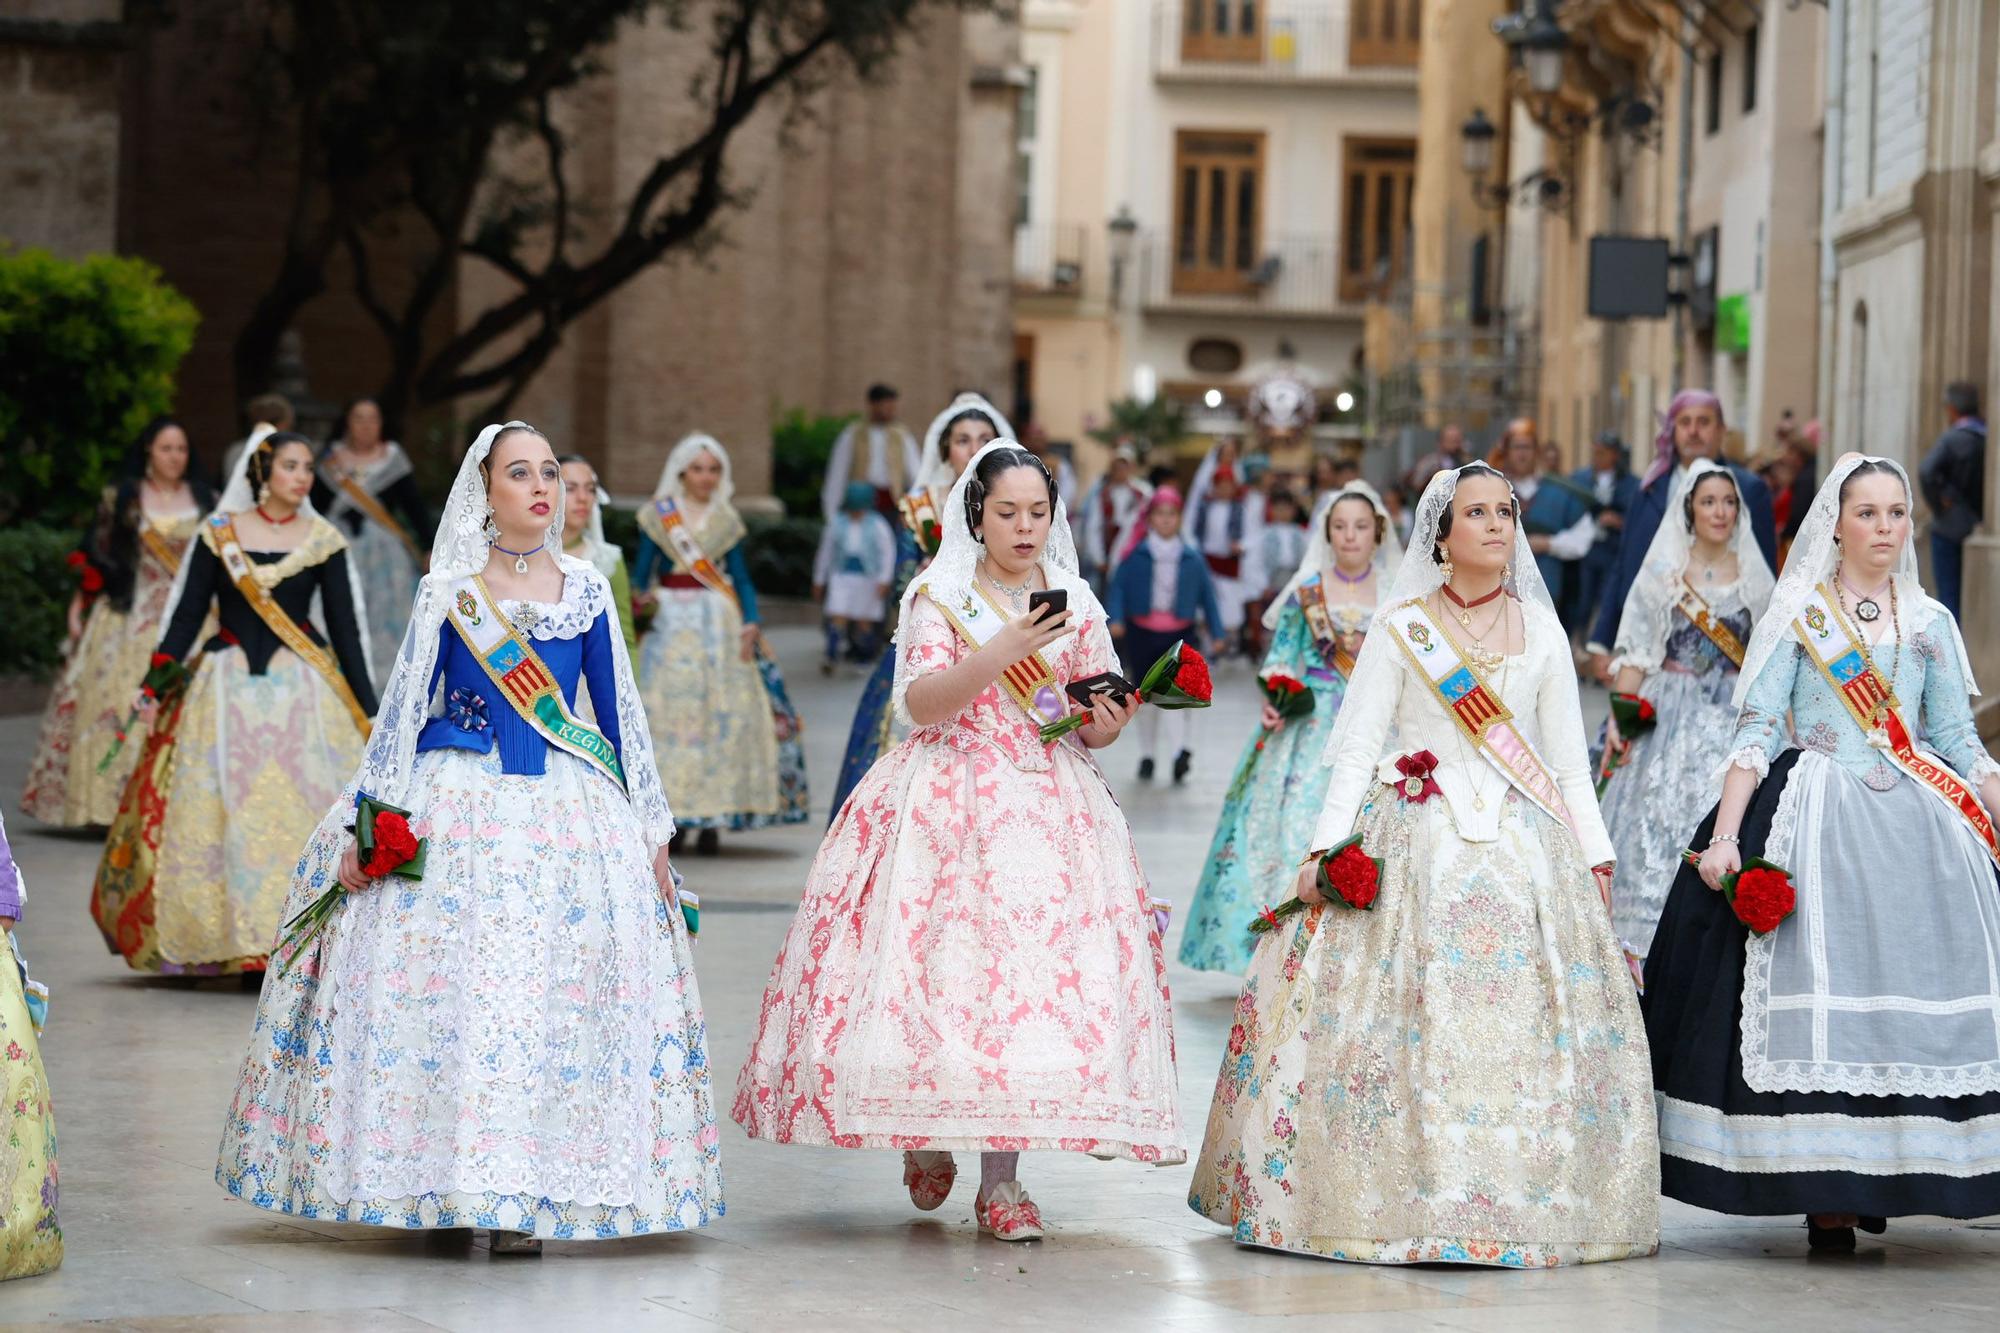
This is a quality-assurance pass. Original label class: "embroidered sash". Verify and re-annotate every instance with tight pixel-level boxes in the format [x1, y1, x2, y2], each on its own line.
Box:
[206, 515, 372, 736]
[1382, 598, 1580, 841]
[921, 581, 1068, 732]
[1793, 584, 1999, 862]
[641, 498, 739, 608]
[1674, 579, 1747, 667]
[897, 486, 946, 558]
[1295, 575, 1356, 677]
[330, 470, 426, 564]
[445, 574, 626, 790]
[138, 521, 187, 576]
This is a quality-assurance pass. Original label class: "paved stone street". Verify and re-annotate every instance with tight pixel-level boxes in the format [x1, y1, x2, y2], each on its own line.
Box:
[2, 623, 1996, 1330]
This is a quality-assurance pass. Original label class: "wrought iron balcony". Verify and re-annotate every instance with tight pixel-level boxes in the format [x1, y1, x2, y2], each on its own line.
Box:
[1012, 223, 1089, 296]
[1151, 1, 1421, 83]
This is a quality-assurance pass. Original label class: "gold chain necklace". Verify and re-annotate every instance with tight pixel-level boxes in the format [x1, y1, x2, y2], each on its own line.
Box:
[1830, 575, 1901, 743]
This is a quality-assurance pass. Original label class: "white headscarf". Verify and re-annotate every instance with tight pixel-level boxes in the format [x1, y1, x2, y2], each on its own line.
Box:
[652, 433, 734, 509]
[892, 439, 1086, 726]
[1732, 453, 1975, 706]
[916, 393, 1017, 494]
[1263, 479, 1405, 629]
[1611, 458, 1776, 674]
[160, 421, 375, 686]
[342, 421, 676, 848]
[1319, 464, 1555, 766]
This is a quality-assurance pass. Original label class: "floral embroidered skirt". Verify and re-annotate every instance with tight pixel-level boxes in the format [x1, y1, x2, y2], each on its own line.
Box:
[1188, 786, 1660, 1266]
[1179, 676, 1345, 974]
[0, 956, 60, 1280]
[217, 747, 722, 1238]
[91, 649, 364, 974]
[733, 736, 1185, 1161]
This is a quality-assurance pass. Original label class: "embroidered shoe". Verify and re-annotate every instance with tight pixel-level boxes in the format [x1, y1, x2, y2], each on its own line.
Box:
[902, 1150, 956, 1212]
[975, 1182, 1045, 1241]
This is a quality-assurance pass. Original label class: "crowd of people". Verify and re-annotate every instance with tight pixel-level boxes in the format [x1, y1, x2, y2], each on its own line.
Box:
[4, 376, 1994, 1280]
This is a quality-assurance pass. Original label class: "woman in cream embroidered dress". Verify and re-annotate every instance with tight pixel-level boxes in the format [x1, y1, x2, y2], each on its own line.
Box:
[1179, 482, 1401, 973]
[91, 429, 376, 975]
[1188, 463, 1659, 1268]
[0, 813, 61, 1281]
[1646, 455, 2000, 1251]
[634, 434, 807, 846]
[218, 423, 718, 1253]
[1600, 460, 1774, 957]
[828, 392, 1014, 821]
[314, 398, 431, 673]
[22, 418, 213, 827]
[735, 442, 1183, 1242]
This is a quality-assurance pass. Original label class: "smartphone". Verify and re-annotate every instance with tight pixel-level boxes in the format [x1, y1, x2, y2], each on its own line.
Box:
[1065, 670, 1135, 709]
[1027, 588, 1069, 625]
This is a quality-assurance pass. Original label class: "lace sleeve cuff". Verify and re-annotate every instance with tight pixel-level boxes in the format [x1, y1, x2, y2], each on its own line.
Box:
[1714, 744, 1770, 784]
[1967, 754, 2000, 787]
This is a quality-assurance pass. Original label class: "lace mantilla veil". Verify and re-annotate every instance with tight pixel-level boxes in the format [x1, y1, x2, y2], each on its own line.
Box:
[652, 432, 735, 507]
[1318, 464, 1554, 767]
[890, 438, 1085, 726]
[159, 421, 377, 687]
[1732, 452, 1976, 707]
[1611, 458, 1776, 674]
[915, 393, 1017, 494]
[341, 422, 677, 848]
[1263, 479, 1405, 630]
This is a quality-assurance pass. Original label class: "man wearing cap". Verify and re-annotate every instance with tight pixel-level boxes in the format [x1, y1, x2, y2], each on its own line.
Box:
[1078, 443, 1153, 592]
[821, 383, 920, 522]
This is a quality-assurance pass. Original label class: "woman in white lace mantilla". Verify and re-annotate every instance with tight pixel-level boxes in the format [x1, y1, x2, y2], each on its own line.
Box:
[217, 423, 720, 1253]
[1188, 463, 1659, 1268]
[734, 442, 1183, 1243]
[1600, 459, 1774, 957]
[1644, 455, 2000, 1252]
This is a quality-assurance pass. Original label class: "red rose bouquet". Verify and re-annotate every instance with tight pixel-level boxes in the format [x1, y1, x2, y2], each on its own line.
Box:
[1596, 692, 1660, 795]
[1679, 849, 1796, 935]
[1251, 832, 1384, 935]
[277, 794, 429, 967]
[97, 652, 193, 773]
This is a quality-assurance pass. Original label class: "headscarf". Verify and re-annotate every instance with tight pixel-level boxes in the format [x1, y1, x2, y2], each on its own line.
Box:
[652, 433, 735, 509]
[1645, 389, 1725, 488]
[1263, 480, 1404, 629]
[1118, 484, 1186, 563]
[916, 393, 1017, 494]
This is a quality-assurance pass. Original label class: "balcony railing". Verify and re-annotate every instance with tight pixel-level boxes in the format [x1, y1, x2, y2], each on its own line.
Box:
[1151, 2, 1419, 82]
[1135, 230, 1398, 317]
[1012, 223, 1088, 296]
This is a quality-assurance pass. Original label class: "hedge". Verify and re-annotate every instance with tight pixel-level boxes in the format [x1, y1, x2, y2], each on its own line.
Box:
[0, 524, 85, 680]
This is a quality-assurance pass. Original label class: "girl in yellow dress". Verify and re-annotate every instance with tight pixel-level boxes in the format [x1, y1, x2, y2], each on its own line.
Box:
[0, 812, 60, 1281]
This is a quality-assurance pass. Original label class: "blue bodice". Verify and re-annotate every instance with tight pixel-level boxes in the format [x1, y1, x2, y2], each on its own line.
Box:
[415, 608, 626, 777]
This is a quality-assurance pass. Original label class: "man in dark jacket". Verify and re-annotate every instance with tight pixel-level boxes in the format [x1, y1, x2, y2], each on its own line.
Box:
[1572, 432, 1640, 649]
[1919, 381, 1988, 619]
[1585, 389, 1777, 678]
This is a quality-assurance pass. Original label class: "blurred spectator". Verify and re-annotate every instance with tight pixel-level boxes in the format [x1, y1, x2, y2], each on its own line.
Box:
[1572, 432, 1638, 650]
[1403, 423, 1470, 495]
[1919, 381, 1987, 618]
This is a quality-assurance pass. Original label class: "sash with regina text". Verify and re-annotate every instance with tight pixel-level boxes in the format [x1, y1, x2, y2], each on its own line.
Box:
[1382, 597, 1580, 842]
[1673, 578, 1747, 667]
[205, 515, 372, 736]
[445, 574, 627, 790]
[1793, 583, 1998, 863]
[920, 581, 1069, 734]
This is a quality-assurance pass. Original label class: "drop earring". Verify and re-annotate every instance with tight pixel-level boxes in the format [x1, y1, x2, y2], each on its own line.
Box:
[1438, 552, 1454, 582]
[482, 502, 500, 545]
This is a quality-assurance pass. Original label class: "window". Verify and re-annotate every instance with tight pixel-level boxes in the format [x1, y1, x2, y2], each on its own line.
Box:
[1181, 0, 1261, 63]
[1013, 67, 1039, 228]
[1705, 51, 1723, 134]
[1188, 337, 1245, 374]
[1742, 24, 1759, 114]
[1351, 0, 1422, 69]
[1339, 138, 1416, 302]
[1172, 130, 1264, 294]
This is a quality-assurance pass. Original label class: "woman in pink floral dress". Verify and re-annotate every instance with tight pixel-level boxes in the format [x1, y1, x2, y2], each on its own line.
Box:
[734, 442, 1184, 1241]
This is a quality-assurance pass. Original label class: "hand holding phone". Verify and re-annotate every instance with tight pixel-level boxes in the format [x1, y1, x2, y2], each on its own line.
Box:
[1027, 588, 1069, 625]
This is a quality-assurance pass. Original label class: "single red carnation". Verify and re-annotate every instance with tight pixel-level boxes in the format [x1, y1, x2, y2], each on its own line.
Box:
[362, 811, 420, 878]
[1731, 867, 1795, 934]
[1638, 698, 1657, 723]
[1326, 844, 1379, 910]
[80, 565, 104, 593]
[1176, 646, 1214, 702]
[65, 550, 86, 570]
[151, 652, 175, 669]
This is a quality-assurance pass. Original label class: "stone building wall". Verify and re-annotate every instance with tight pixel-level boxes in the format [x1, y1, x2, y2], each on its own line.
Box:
[0, 1, 124, 258]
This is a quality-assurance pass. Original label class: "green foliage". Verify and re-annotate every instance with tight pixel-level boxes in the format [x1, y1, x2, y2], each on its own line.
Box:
[743, 513, 825, 598]
[770, 406, 855, 518]
[1088, 396, 1187, 455]
[0, 524, 82, 680]
[0, 248, 200, 528]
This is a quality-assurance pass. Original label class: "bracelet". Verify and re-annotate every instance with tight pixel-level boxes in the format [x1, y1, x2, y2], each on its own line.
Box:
[1709, 833, 1741, 847]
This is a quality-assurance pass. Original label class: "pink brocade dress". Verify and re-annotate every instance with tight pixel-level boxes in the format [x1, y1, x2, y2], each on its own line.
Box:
[732, 589, 1186, 1161]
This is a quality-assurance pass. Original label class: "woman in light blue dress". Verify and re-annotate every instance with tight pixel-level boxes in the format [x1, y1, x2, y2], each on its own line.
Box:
[1178, 482, 1400, 972]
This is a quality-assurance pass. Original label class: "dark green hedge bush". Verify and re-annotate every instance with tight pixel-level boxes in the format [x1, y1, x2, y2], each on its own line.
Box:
[0, 524, 85, 679]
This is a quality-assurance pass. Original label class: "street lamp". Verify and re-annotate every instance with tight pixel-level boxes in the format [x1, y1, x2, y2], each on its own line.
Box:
[1107, 206, 1138, 307]
[1460, 108, 1498, 179]
[1517, 5, 1570, 97]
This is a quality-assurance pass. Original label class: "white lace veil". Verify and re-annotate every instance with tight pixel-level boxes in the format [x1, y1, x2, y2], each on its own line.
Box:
[160, 421, 376, 687]
[653, 433, 734, 508]
[1263, 479, 1405, 629]
[1733, 453, 1975, 706]
[891, 438, 1086, 725]
[1318, 464, 1554, 766]
[341, 421, 677, 848]
[915, 393, 1017, 494]
[1611, 458, 1776, 673]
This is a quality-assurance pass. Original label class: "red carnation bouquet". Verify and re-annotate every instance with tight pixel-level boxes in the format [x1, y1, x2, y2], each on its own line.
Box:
[1222, 672, 1317, 801]
[97, 652, 193, 773]
[278, 794, 429, 967]
[1251, 832, 1384, 935]
[66, 549, 105, 601]
[1596, 692, 1659, 795]
[1679, 849, 1796, 935]
[916, 517, 944, 558]
[1041, 639, 1215, 742]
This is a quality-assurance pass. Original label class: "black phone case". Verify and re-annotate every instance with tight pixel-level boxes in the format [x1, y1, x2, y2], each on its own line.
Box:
[1065, 671, 1134, 708]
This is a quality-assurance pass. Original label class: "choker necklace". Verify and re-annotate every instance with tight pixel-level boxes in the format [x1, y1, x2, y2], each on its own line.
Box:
[1440, 580, 1505, 629]
[980, 562, 1037, 613]
[1840, 570, 1890, 623]
[255, 505, 298, 526]
[492, 540, 545, 575]
[1332, 564, 1372, 586]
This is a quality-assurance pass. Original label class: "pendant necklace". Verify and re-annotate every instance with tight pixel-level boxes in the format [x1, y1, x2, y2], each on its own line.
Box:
[1439, 587, 1508, 674]
[493, 540, 545, 575]
[981, 561, 1036, 613]
[1440, 579, 1505, 629]
[1840, 569, 1890, 624]
[1831, 577, 1902, 746]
